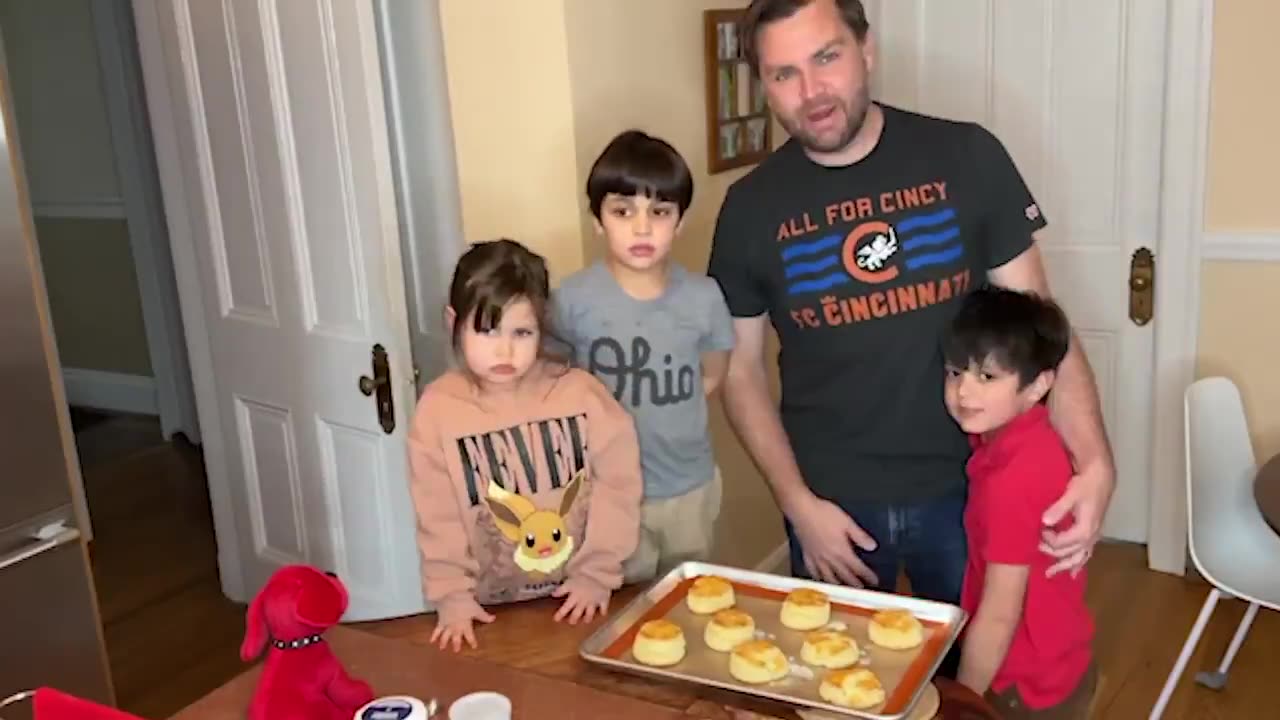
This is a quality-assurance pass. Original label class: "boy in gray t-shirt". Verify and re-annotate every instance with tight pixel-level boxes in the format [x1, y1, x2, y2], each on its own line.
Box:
[553, 130, 735, 583]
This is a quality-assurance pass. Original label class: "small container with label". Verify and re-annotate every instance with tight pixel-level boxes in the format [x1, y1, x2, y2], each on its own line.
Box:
[354, 695, 432, 720]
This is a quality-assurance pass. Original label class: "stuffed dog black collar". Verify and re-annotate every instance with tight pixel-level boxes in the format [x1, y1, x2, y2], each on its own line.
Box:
[271, 633, 324, 650]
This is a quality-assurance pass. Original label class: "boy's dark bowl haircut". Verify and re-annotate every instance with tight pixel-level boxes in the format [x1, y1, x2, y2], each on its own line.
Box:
[942, 285, 1071, 388]
[585, 130, 693, 219]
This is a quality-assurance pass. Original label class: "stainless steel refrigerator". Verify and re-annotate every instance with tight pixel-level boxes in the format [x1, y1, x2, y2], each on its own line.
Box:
[0, 25, 116, 719]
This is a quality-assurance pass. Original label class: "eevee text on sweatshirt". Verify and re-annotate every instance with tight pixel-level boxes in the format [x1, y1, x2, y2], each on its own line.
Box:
[406, 362, 643, 612]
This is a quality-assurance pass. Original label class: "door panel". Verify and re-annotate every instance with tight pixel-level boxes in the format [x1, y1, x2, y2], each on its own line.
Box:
[865, 0, 1165, 542]
[140, 0, 423, 620]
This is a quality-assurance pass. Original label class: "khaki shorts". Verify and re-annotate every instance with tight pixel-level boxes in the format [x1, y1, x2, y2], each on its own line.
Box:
[984, 661, 1098, 720]
[623, 470, 723, 585]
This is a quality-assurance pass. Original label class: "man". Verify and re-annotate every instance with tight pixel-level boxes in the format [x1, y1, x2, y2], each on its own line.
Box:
[708, 0, 1113, 614]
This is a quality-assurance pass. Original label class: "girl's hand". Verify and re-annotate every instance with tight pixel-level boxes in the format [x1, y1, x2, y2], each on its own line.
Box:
[552, 577, 611, 625]
[430, 598, 495, 652]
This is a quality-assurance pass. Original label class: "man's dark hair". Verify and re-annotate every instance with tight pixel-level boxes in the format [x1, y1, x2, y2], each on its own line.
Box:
[585, 130, 694, 220]
[941, 285, 1071, 388]
[742, 0, 871, 73]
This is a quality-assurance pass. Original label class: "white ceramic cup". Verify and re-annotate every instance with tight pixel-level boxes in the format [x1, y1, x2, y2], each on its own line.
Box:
[448, 691, 512, 720]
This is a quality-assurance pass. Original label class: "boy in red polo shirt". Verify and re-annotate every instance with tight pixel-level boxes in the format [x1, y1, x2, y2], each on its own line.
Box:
[942, 286, 1097, 719]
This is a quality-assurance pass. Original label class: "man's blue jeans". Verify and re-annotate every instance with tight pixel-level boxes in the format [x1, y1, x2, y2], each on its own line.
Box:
[784, 486, 968, 678]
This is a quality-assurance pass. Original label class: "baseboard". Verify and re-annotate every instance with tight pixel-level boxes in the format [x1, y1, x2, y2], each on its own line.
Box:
[1201, 232, 1280, 262]
[62, 368, 159, 416]
[755, 541, 790, 574]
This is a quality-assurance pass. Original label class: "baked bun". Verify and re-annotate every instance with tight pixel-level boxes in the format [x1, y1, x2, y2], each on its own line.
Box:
[729, 639, 790, 684]
[819, 668, 885, 709]
[800, 630, 860, 669]
[867, 608, 924, 650]
[632, 619, 686, 667]
[779, 588, 831, 630]
[704, 608, 756, 652]
[686, 576, 736, 614]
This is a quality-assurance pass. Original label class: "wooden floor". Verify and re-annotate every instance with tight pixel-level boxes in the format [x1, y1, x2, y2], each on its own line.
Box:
[73, 409, 245, 719]
[75, 410, 1277, 719]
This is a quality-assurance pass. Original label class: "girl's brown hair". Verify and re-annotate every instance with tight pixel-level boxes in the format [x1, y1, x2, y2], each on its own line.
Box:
[448, 238, 566, 361]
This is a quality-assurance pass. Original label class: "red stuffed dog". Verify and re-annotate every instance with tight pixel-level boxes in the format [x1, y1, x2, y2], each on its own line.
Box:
[241, 565, 375, 720]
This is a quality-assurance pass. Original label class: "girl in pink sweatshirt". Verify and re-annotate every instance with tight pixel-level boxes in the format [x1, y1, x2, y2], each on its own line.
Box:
[407, 238, 643, 652]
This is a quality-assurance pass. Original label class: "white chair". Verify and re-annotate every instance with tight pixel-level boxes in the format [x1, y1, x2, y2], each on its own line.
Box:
[1150, 377, 1280, 719]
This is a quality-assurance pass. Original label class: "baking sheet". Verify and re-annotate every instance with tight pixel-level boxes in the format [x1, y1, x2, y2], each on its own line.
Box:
[580, 562, 968, 720]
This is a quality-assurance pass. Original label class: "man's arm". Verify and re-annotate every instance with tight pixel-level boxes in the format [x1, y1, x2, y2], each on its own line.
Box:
[988, 238, 1116, 573]
[721, 315, 810, 514]
[988, 240, 1112, 474]
[958, 563, 1029, 695]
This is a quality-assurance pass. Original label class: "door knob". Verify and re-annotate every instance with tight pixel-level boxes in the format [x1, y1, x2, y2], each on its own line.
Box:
[359, 343, 396, 434]
[358, 374, 386, 396]
[1128, 247, 1154, 326]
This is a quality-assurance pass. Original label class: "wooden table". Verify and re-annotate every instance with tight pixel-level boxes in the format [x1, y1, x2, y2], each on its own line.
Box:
[352, 586, 998, 719]
[1256, 453, 1280, 534]
[169, 625, 686, 719]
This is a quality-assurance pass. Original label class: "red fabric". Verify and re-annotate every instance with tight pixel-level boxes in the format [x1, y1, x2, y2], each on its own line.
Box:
[241, 565, 375, 720]
[31, 688, 144, 720]
[960, 404, 1094, 710]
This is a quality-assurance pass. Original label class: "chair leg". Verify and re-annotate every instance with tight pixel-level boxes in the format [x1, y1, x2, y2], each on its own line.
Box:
[1195, 601, 1259, 690]
[1149, 588, 1222, 720]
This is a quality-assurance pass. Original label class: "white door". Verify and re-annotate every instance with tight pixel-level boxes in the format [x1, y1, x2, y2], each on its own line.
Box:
[864, 0, 1164, 543]
[132, 0, 425, 620]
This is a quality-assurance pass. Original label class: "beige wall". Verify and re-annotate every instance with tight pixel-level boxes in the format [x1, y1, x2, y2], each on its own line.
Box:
[1198, 263, 1279, 455]
[1204, 0, 1280, 231]
[0, 0, 120, 208]
[1198, 0, 1280, 461]
[440, 0, 787, 568]
[37, 219, 152, 376]
[437, 1, 583, 283]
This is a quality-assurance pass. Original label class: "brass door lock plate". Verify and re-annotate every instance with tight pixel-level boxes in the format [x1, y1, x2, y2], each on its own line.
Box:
[358, 343, 396, 434]
[1129, 247, 1154, 326]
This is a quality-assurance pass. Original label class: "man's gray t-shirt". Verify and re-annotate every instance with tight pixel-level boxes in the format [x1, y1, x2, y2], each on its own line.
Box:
[553, 262, 735, 499]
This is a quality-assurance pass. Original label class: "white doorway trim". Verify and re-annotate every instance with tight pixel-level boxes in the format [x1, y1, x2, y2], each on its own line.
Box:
[130, 0, 245, 599]
[1147, 0, 1215, 576]
[372, 0, 468, 393]
[90, 0, 199, 442]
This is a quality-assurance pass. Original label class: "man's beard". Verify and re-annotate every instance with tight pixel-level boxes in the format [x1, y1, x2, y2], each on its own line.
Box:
[781, 85, 871, 155]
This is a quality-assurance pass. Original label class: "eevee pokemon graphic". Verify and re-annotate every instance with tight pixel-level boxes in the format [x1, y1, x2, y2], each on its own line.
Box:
[485, 469, 584, 577]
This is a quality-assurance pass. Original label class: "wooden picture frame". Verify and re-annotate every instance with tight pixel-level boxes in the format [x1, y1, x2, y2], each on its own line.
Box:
[704, 9, 772, 174]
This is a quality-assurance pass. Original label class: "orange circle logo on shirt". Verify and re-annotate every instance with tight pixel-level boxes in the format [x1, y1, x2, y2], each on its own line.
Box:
[842, 221, 901, 284]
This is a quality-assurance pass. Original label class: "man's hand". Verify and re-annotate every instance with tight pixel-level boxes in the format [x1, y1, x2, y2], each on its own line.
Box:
[786, 492, 880, 588]
[1039, 460, 1114, 577]
[719, 315, 879, 588]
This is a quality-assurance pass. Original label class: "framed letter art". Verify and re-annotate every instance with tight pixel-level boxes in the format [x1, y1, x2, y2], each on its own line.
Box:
[704, 9, 772, 174]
